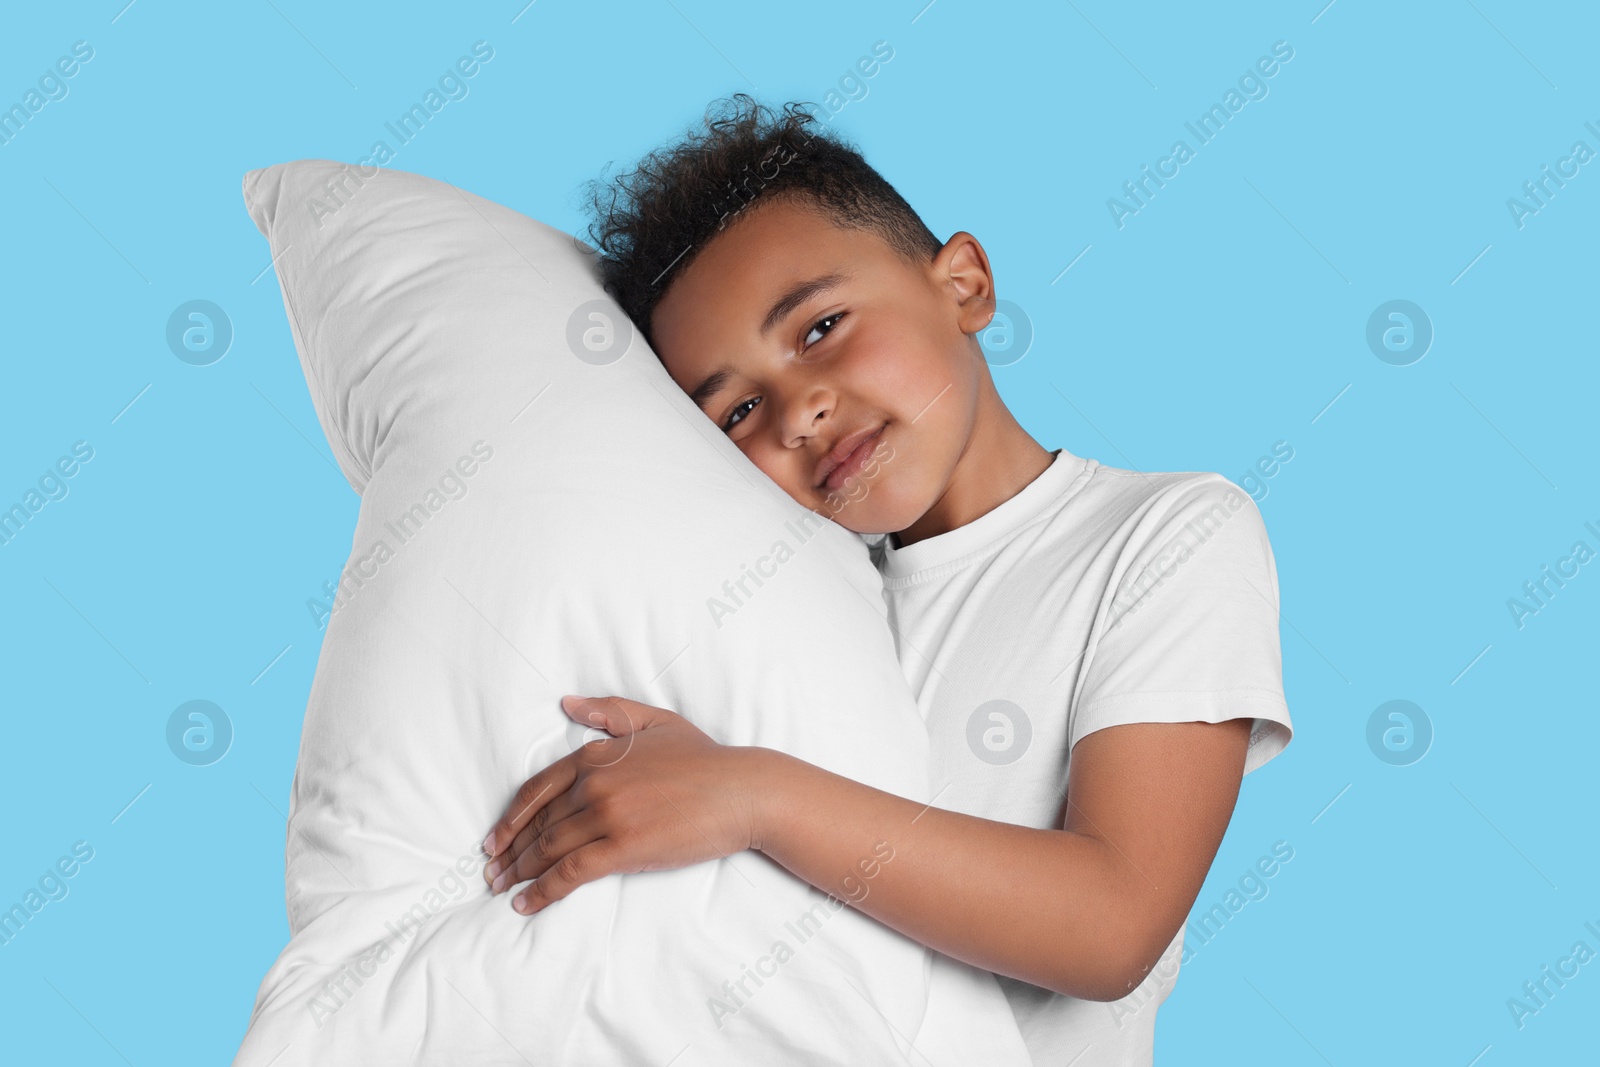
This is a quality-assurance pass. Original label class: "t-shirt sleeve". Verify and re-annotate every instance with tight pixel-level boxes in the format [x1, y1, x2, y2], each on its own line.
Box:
[1070, 473, 1293, 775]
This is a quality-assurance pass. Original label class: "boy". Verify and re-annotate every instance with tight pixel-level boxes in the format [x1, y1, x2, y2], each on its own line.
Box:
[481, 95, 1293, 1064]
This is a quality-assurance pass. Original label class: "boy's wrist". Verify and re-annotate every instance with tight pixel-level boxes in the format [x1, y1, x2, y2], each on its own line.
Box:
[742, 745, 801, 854]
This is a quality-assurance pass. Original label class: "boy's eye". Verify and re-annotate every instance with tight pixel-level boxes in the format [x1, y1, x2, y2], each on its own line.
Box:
[719, 313, 844, 433]
[803, 312, 845, 348]
[722, 396, 759, 432]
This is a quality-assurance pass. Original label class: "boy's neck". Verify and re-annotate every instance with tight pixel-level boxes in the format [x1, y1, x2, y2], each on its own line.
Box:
[892, 372, 1055, 550]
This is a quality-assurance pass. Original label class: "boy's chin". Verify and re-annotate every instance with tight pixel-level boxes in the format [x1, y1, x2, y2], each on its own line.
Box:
[820, 499, 919, 538]
[787, 470, 922, 535]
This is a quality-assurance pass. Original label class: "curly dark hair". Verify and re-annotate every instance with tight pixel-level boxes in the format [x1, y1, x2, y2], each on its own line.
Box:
[580, 93, 943, 348]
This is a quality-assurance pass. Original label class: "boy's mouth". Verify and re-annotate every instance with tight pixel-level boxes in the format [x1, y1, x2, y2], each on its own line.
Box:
[816, 421, 888, 491]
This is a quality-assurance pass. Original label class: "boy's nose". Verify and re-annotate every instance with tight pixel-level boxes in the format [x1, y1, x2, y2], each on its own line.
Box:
[780, 383, 836, 450]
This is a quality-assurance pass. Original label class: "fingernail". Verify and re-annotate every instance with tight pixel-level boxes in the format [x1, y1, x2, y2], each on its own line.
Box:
[492, 871, 509, 894]
[485, 857, 502, 879]
[482, 832, 495, 856]
[513, 893, 529, 913]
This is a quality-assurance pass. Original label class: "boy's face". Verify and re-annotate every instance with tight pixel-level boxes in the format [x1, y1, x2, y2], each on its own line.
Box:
[649, 197, 995, 535]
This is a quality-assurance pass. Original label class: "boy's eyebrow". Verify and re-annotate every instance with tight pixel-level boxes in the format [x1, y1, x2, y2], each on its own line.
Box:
[688, 270, 855, 412]
[759, 270, 852, 337]
[687, 366, 732, 412]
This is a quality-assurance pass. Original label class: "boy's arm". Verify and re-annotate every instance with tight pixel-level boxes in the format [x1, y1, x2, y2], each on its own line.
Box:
[751, 716, 1250, 1002]
[482, 695, 1250, 1003]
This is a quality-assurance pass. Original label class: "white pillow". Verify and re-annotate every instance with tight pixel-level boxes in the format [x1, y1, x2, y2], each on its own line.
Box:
[233, 160, 1030, 1066]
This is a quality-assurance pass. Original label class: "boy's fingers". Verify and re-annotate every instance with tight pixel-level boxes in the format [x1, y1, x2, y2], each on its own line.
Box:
[560, 695, 612, 730]
[512, 840, 619, 914]
[484, 758, 579, 858]
[562, 695, 676, 738]
[485, 788, 583, 886]
[497, 810, 605, 893]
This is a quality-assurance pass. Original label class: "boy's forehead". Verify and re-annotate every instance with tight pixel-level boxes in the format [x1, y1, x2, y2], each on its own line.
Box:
[676, 200, 852, 300]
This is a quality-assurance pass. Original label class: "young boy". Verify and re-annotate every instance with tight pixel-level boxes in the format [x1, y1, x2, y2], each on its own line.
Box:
[481, 95, 1293, 1064]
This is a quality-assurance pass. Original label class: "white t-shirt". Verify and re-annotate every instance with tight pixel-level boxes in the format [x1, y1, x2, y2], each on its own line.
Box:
[865, 446, 1293, 1066]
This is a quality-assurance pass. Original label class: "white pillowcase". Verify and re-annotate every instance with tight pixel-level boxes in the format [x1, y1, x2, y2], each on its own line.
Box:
[233, 160, 1030, 1066]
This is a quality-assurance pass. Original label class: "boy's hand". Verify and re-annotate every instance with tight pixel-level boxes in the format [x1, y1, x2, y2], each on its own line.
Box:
[482, 695, 762, 914]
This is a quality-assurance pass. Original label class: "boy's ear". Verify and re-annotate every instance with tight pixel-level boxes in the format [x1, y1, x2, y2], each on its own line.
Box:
[932, 230, 997, 336]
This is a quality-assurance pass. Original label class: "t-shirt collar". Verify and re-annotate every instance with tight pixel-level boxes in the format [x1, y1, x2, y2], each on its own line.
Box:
[875, 447, 1090, 582]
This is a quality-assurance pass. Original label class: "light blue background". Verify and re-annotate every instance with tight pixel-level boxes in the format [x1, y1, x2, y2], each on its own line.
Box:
[2, 1, 1595, 1063]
